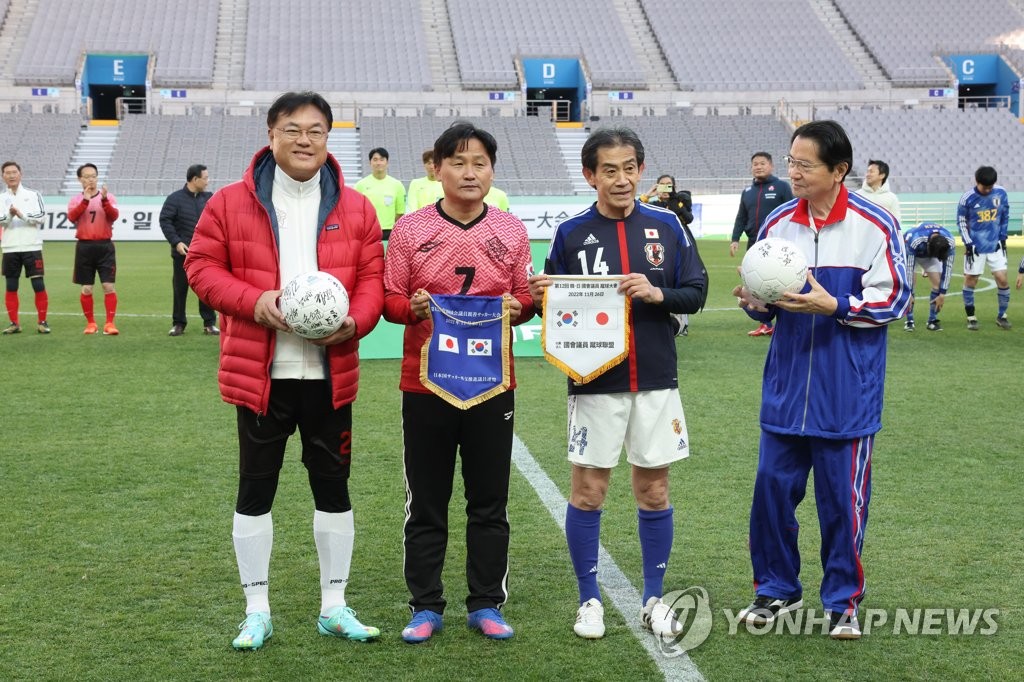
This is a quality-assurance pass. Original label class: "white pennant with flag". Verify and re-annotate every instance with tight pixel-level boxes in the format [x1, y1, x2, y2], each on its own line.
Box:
[542, 275, 631, 383]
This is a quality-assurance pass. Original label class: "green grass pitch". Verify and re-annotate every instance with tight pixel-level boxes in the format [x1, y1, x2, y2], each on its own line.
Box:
[0, 241, 1021, 680]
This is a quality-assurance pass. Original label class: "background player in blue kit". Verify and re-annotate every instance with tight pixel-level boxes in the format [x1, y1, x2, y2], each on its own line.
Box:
[902, 222, 955, 332]
[528, 126, 707, 640]
[958, 166, 1011, 330]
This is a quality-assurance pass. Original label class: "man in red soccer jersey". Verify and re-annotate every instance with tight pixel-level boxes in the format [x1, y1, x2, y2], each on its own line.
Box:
[68, 163, 120, 335]
[383, 121, 535, 643]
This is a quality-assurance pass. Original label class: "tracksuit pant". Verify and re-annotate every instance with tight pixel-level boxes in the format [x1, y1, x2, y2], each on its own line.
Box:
[401, 390, 514, 614]
[749, 430, 873, 615]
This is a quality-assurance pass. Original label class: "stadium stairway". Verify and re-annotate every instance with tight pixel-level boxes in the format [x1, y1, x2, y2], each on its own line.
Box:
[63, 124, 118, 194]
[614, 0, 676, 89]
[556, 127, 593, 194]
[809, 0, 890, 88]
[327, 128, 362, 184]
[213, 0, 248, 89]
[419, 0, 461, 91]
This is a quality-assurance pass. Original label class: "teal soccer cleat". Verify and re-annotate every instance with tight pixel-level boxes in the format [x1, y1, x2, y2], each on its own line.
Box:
[232, 612, 272, 651]
[317, 606, 380, 642]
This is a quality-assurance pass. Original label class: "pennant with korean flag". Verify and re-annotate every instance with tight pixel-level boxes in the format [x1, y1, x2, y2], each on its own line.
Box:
[420, 294, 510, 409]
[542, 275, 631, 383]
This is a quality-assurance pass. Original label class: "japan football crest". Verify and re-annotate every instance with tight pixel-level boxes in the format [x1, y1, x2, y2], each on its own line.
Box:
[645, 242, 664, 267]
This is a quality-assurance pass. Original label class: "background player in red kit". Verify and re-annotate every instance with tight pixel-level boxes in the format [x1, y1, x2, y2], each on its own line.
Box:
[383, 121, 534, 643]
[68, 163, 120, 335]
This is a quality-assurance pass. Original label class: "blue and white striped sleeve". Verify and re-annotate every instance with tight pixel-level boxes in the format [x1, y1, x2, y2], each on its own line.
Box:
[841, 228, 912, 327]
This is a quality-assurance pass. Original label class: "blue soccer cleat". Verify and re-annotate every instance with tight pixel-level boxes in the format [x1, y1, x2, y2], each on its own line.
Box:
[402, 609, 444, 643]
[467, 608, 514, 640]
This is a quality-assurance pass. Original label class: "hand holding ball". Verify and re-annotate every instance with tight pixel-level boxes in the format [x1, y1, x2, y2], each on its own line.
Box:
[279, 271, 349, 339]
[740, 238, 808, 305]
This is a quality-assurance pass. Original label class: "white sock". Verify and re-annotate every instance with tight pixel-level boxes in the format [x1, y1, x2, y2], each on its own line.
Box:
[233, 511, 273, 615]
[314, 510, 354, 615]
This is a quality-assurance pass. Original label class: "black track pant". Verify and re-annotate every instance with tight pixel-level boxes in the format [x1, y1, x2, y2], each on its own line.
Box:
[402, 390, 514, 614]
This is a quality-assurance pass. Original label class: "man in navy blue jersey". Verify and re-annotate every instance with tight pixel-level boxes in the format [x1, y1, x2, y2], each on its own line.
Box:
[528, 126, 707, 640]
[958, 166, 1011, 330]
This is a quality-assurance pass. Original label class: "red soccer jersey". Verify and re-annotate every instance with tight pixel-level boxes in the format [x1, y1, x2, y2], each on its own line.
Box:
[68, 192, 120, 241]
[383, 204, 535, 393]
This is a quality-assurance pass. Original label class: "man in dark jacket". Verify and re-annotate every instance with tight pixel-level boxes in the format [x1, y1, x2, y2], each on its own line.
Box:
[160, 164, 217, 336]
[730, 152, 793, 336]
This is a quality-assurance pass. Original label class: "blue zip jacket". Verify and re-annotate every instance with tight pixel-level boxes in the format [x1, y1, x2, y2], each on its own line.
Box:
[745, 187, 911, 438]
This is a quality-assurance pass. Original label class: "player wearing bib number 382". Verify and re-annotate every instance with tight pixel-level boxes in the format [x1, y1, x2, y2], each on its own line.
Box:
[529, 126, 708, 640]
[957, 166, 1011, 331]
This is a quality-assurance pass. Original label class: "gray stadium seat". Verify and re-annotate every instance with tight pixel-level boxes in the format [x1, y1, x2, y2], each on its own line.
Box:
[13, 0, 217, 86]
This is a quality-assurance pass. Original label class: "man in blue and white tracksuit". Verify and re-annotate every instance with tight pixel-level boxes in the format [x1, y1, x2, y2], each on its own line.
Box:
[903, 222, 955, 331]
[957, 166, 1011, 330]
[734, 120, 911, 639]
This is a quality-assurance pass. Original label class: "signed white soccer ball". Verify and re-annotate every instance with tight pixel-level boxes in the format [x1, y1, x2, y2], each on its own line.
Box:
[740, 237, 808, 304]
[279, 271, 349, 339]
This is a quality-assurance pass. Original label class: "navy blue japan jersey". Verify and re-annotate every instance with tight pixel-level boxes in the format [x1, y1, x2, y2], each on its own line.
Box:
[544, 201, 707, 395]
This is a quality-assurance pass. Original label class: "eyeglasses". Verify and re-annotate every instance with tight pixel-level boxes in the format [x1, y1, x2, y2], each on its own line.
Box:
[783, 155, 825, 173]
[274, 127, 327, 142]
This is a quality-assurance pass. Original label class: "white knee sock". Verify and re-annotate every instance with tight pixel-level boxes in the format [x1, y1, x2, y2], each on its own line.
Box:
[314, 510, 354, 615]
[233, 511, 273, 615]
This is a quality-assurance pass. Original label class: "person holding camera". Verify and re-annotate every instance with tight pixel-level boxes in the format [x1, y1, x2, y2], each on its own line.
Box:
[641, 174, 697, 336]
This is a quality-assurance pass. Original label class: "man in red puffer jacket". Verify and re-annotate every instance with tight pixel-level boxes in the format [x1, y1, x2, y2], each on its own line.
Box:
[186, 91, 384, 651]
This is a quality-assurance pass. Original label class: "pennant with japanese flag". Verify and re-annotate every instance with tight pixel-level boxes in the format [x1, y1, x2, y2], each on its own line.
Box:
[420, 293, 510, 409]
[542, 275, 631, 383]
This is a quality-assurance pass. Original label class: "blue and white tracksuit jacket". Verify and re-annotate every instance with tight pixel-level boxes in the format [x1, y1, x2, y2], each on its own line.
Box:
[743, 186, 911, 616]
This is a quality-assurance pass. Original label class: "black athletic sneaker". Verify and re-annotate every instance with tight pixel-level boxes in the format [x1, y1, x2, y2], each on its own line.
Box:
[828, 611, 862, 640]
[926, 319, 942, 331]
[737, 595, 803, 624]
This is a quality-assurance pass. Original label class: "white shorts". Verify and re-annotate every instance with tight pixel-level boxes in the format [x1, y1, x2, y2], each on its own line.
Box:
[964, 250, 1007, 277]
[916, 256, 943, 275]
[567, 389, 690, 469]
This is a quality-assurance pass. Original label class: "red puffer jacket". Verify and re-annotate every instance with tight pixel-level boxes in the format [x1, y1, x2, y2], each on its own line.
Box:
[185, 148, 384, 414]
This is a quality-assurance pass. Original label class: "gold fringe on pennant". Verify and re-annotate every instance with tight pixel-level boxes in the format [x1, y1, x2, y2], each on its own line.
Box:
[541, 279, 631, 384]
[419, 296, 511, 410]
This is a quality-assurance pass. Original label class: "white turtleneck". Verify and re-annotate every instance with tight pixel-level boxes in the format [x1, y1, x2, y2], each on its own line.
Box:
[270, 167, 325, 380]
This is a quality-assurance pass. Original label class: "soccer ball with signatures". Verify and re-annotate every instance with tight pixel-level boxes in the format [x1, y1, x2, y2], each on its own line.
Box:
[740, 237, 808, 305]
[279, 271, 349, 339]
